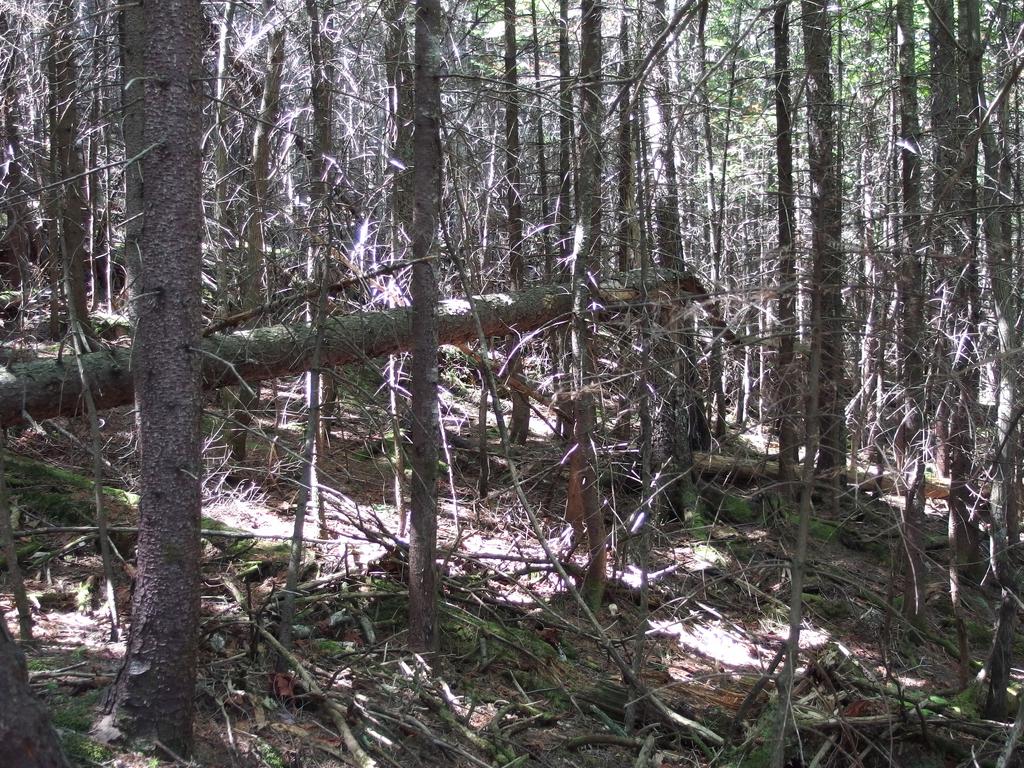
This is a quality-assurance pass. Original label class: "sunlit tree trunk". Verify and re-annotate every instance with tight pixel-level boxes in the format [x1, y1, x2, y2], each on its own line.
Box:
[226, 0, 286, 462]
[384, 0, 413, 527]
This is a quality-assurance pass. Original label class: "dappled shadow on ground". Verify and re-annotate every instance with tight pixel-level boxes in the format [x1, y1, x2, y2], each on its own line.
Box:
[2, 390, 1018, 768]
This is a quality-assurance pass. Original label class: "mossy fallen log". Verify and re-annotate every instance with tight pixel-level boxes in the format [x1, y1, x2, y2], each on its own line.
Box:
[692, 452, 951, 501]
[0, 278, 704, 428]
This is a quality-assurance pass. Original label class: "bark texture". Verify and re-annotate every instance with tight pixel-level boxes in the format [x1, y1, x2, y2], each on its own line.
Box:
[407, 0, 443, 653]
[0, 622, 69, 768]
[109, 0, 204, 752]
[801, 0, 845, 480]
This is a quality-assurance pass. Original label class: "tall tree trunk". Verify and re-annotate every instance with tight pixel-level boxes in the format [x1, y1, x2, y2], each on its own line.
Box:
[226, 0, 286, 462]
[0, 10, 43, 296]
[647, 0, 701, 518]
[568, 0, 606, 610]
[118, 0, 144, 316]
[895, 0, 927, 628]
[407, 0, 443, 653]
[969, 0, 1018, 718]
[801, 0, 845, 490]
[504, 0, 530, 444]
[48, 0, 91, 342]
[212, 0, 237, 321]
[109, 0, 204, 752]
[551, 0, 574, 442]
[773, 0, 799, 486]
[384, 0, 413, 527]
[530, 0, 553, 279]
[615, 4, 637, 273]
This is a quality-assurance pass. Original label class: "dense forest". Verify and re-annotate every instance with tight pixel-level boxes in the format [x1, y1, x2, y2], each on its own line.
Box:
[0, 0, 1022, 765]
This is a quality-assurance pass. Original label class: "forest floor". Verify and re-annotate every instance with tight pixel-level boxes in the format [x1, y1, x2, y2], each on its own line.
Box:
[2, 353, 1021, 768]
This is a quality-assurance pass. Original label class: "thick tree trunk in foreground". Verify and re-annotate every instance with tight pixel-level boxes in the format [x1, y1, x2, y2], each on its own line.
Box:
[0, 280, 697, 428]
[0, 621, 69, 768]
[109, 0, 204, 753]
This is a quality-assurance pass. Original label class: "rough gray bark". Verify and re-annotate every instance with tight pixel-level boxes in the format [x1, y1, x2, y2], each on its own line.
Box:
[48, 0, 91, 338]
[568, 0, 606, 610]
[407, 0, 443, 653]
[118, 0, 144, 311]
[504, 0, 530, 444]
[108, 0, 204, 752]
[772, 0, 798, 486]
[895, 0, 927, 629]
[971, 0, 1018, 719]
[0, 621, 69, 768]
[801, 0, 845, 483]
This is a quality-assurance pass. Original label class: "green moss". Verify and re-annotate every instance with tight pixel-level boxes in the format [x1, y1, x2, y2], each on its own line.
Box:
[716, 495, 759, 524]
[313, 639, 357, 656]
[5, 454, 137, 529]
[50, 690, 101, 733]
[62, 732, 114, 765]
[785, 510, 839, 542]
[441, 605, 558, 668]
[255, 738, 287, 768]
[949, 687, 980, 718]
[803, 592, 851, 621]
[966, 619, 991, 645]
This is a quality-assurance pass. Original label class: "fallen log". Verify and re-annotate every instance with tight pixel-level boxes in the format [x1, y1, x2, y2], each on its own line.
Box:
[0, 278, 701, 428]
[692, 451, 952, 501]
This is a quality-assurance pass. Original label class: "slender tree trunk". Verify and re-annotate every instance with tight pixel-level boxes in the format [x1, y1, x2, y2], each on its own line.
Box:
[801, 0, 845, 490]
[407, 0, 443, 653]
[0, 10, 43, 296]
[109, 0, 204, 752]
[530, 0, 553, 279]
[568, 0, 606, 610]
[227, 0, 286, 462]
[773, 0, 799, 486]
[895, 0, 927, 628]
[551, 0, 574, 441]
[118, 0, 144, 315]
[504, 0, 530, 444]
[279, 0, 335, 655]
[385, 0, 413, 528]
[970, 0, 1018, 717]
[212, 0, 237, 321]
[48, 0, 91, 342]
[616, 5, 637, 273]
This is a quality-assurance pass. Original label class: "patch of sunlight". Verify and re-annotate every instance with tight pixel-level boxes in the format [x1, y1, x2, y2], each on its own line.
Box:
[649, 619, 767, 668]
[891, 673, 928, 689]
[770, 625, 831, 650]
[617, 564, 679, 588]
